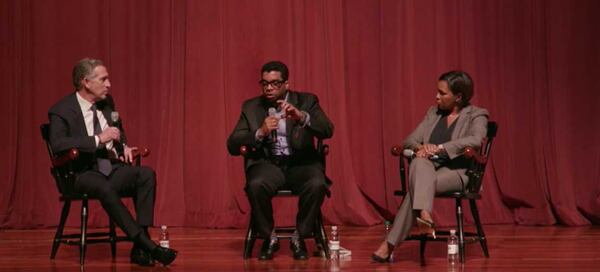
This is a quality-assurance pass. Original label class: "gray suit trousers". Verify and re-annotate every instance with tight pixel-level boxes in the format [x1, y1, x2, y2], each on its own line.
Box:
[386, 158, 468, 246]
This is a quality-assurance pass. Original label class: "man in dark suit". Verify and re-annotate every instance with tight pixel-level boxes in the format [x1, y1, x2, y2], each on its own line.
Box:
[227, 61, 334, 260]
[48, 58, 177, 266]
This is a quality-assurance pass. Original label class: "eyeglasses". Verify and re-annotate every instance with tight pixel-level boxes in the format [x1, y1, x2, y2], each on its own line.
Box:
[259, 80, 285, 88]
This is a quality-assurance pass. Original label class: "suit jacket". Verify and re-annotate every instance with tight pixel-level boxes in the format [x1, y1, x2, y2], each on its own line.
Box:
[403, 105, 489, 172]
[48, 92, 126, 173]
[227, 90, 334, 171]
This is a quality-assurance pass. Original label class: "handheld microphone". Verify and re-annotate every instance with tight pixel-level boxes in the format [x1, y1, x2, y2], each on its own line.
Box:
[403, 149, 440, 160]
[110, 111, 121, 127]
[110, 111, 124, 157]
[268, 107, 278, 142]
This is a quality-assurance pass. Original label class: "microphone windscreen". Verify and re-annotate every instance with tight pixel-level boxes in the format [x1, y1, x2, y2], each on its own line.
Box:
[111, 111, 120, 122]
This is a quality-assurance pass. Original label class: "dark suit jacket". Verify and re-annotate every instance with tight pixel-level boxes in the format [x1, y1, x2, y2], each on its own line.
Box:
[227, 90, 334, 171]
[48, 92, 126, 173]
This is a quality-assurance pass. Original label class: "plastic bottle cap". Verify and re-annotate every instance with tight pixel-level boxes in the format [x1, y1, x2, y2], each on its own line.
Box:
[331, 226, 337, 230]
[161, 225, 167, 230]
[450, 229, 456, 234]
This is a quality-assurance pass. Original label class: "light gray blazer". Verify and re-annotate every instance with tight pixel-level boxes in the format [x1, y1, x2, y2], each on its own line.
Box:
[403, 105, 489, 169]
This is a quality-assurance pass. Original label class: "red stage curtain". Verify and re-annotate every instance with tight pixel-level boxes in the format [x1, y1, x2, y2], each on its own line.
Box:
[1, 0, 598, 228]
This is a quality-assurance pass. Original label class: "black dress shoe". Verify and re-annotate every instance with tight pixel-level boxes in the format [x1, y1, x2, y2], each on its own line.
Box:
[290, 237, 308, 260]
[130, 246, 155, 267]
[259, 238, 280, 260]
[371, 253, 391, 263]
[151, 246, 178, 266]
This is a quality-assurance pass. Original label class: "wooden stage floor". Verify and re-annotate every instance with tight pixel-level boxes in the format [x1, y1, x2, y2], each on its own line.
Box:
[1, 224, 599, 271]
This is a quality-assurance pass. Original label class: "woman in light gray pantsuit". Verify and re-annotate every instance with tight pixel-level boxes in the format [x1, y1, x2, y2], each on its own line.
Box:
[372, 71, 489, 262]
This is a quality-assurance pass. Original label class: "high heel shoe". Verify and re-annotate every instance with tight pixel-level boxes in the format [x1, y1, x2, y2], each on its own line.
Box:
[416, 217, 436, 239]
[371, 253, 391, 263]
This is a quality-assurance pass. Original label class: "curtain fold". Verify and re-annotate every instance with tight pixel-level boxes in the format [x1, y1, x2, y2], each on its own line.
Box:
[1, 0, 598, 228]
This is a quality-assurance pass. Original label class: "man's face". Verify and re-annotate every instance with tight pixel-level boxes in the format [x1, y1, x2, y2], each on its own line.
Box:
[436, 80, 460, 111]
[83, 65, 111, 102]
[260, 71, 288, 102]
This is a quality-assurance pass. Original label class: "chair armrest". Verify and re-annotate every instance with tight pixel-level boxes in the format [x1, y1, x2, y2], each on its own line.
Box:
[240, 143, 329, 158]
[132, 147, 150, 159]
[393, 145, 485, 163]
[321, 144, 329, 156]
[131, 147, 150, 166]
[240, 145, 256, 157]
[392, 145, 489, 196]
[52, 148, 79, 167]
[464, 147, 487, 164]
[391, 145, 403, 157]
[54, 147, 150, 167]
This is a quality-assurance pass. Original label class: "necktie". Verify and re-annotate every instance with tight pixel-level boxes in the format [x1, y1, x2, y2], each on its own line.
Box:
[91, 104, 112, 176]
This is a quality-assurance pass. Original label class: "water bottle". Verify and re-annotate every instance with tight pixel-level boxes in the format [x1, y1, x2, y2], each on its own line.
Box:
[159, 225, 170, 248]
[447, 229, 458, 266]
[329, 226, 340, 259]
[384, 221, 394, 262]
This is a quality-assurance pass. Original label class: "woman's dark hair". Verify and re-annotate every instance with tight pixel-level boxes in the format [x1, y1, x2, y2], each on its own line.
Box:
[261, 61, 289, 81]
[439, 70, 474, 107]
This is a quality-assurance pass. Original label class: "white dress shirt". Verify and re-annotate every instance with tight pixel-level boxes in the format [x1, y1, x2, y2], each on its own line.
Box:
[75, 92, 117, 156]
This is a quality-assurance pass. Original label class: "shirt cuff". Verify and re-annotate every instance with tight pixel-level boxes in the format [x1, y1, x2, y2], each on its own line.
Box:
[255, 129, 267, 142]
[299, 111, 311, 127]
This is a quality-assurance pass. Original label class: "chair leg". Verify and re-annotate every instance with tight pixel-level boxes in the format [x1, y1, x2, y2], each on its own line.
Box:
[109, 220, 117, 259]
[80, 198, 89, 266]
[51, 200, 71, 259]
[469, 199, 489, 257]
[455, 199, 465, 263]
[419, 235, 427, 266]
[243, 218, 255, 259]
[314, 214, 330, 259]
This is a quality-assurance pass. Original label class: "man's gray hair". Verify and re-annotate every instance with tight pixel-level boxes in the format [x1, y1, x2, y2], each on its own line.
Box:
[72, 58, 104, 90]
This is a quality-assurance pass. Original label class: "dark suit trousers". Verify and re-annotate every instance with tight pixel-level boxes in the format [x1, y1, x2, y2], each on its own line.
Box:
[245, 162, 327, 239]
[74, 164, 156, 241]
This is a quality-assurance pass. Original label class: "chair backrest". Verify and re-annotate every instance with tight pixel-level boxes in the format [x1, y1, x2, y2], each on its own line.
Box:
[40, 123, 76, 196]
[41, 123, 54, 157]
[465, 121, 498, 193]
[316, 139, 328, 169]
